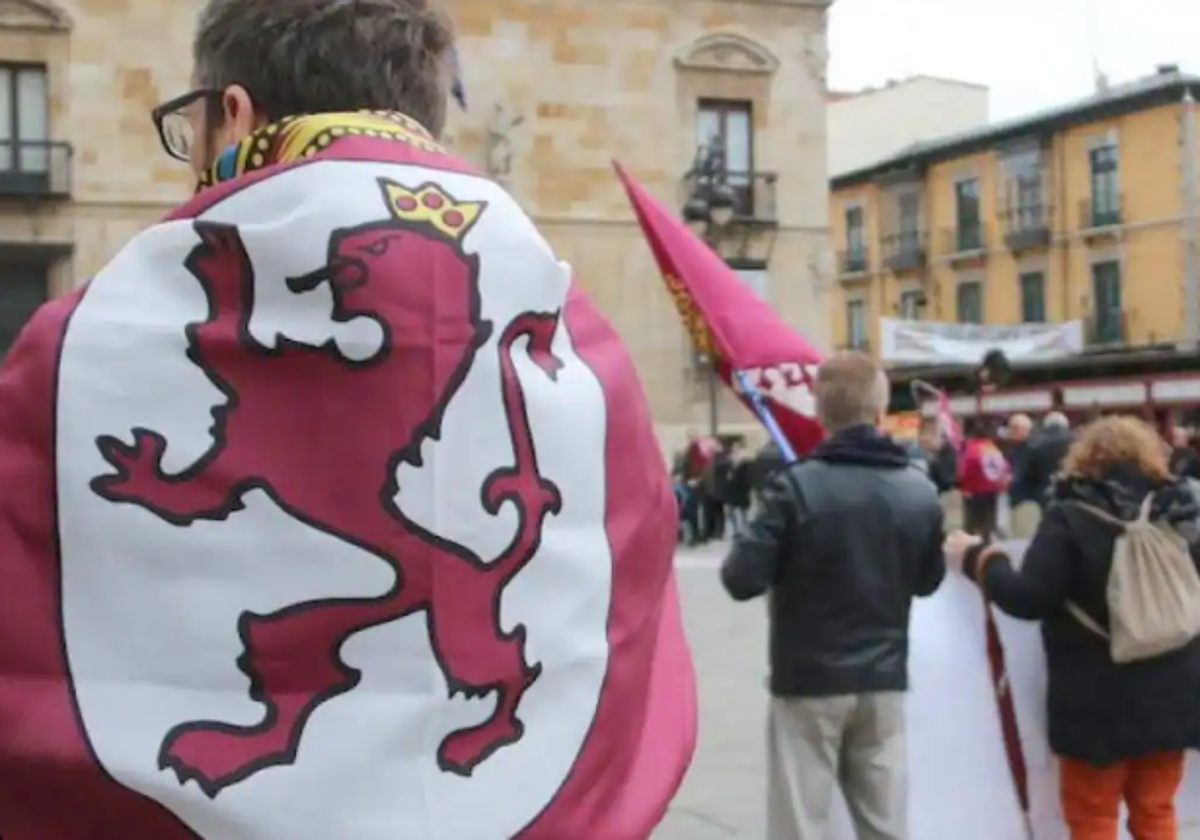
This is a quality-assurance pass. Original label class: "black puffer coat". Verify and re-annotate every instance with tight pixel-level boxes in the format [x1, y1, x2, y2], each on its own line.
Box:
[966, 467, 1200, 765]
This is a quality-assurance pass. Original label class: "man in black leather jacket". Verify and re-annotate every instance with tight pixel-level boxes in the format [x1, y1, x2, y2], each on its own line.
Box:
[720, 352, 945, 840]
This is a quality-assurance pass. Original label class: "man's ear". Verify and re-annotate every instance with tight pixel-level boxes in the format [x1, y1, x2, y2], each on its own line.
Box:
[220, 84, 260, 140]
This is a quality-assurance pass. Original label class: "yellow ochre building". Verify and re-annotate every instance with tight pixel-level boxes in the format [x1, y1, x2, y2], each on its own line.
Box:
[829, 65, 1200, 424]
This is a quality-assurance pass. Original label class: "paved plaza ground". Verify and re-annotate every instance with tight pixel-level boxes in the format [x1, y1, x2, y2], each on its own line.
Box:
[652, 541, 768, 839]
[651, 541, 1200, 840]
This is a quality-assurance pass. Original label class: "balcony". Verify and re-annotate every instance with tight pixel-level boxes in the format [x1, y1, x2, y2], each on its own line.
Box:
[882, 230, 927, 272]
[1001, 203, 1052, 252]
[1079, 196, 1123, 232]
[681, 168, 778, 226]
[1088, 310, 1128, 346]
[942, 221, 988, 261]
[838, 247, 869, 278]
[0, 141, 72, 199]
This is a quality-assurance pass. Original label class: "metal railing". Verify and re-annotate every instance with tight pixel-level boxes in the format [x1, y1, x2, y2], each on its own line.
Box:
[882, 230, 927, 271]
[838, 247, 869, 275]
[1000, 203, 1052, 251]
[1080, 195, 1122, 230]
[0, 140, 72, 198]
[681, 168, 778, 224]
[942, 221, 986, 254]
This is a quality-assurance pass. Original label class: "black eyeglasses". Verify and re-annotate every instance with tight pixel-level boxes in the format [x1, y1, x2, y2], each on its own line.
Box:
[150, 89, 221, 162]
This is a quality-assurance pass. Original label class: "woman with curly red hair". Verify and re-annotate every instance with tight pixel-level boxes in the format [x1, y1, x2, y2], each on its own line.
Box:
[947, 416, 1200, 840]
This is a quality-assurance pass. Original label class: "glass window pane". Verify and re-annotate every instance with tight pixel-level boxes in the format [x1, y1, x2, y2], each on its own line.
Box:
[0, 68, 11, 170]
[845, 206, 864, 251]
[0, 270, 48, 355]
[956, 179, 980, 219]
[724, 109, 751, 174]
[847, 301, 866, 346]
[956, 282, 982, 323]
[16, 68, 46, 140]
[695, 107, 719, 150]
[17, 67, 48, 173]
[1020, 272, 1045, 322]
[1091, 261, 1122, 341]
[898, 192, 919, 231]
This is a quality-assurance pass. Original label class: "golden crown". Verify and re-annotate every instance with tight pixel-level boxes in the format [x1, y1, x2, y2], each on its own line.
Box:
[379, 180, 483, 241]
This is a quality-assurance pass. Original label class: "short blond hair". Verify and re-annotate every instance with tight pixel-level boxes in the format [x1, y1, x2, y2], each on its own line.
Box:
[1061, 416, 1170, 482]
[815, 351, 889, 432]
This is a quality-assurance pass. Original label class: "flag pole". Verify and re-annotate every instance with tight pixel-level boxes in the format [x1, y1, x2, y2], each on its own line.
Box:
[733, 370, 797, 463]
[912, 382, 1030, 836]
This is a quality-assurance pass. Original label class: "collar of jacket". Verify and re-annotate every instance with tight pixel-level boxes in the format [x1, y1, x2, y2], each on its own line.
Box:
[808, 425, 911, 469]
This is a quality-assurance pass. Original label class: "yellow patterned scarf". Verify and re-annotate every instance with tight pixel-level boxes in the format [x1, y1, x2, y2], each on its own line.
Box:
[198, 110, 443, 190]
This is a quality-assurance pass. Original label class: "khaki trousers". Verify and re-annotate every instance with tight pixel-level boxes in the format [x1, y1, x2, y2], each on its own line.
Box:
[941, 490, 964, 532]
[1009, 501, 1041, 541]
[767, 693, 908, 840]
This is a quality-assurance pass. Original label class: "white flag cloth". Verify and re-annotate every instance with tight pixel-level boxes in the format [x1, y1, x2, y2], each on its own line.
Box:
[825, 544, 1200, 839]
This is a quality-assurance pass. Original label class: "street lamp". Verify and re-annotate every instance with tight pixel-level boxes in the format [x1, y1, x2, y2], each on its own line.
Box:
[682, 140, 738, 437]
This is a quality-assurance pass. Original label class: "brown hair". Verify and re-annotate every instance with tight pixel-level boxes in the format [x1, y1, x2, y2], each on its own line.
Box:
[194, 0, 454, 136]
[815, 351, 889, 432]
[1060, 415, 1171, 482]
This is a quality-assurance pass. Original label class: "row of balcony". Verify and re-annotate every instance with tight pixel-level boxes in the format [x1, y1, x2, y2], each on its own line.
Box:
[0, 142, 786, 208]
[838, 197, 1123, 277]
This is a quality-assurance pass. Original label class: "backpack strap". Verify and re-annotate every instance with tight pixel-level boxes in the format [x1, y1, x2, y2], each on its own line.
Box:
[1135, 493, 1155, 524]
[1068, 501, 1130, 528]
[1065, 601, 1110, 639]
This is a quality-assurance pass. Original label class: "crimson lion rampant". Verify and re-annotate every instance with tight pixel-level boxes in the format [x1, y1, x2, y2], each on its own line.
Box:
[88, 177, 563, 798]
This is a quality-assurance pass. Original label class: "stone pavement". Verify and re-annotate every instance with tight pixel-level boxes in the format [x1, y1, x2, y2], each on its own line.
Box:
[651, 541, 1200, 840]
[653, 541, 767, 839]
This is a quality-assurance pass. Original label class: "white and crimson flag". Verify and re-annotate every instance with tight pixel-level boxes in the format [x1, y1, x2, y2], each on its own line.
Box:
[0, 113, 695, 839]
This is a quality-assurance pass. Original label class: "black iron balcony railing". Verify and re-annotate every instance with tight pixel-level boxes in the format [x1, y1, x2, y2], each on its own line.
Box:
[1000, 202, 1052, 251]
[681, 169, 778, 225]
[942, 221, 986, 255]
[882, 230, 927, 271]
[1080, 195, 1122, 230]
[1088, 310, 1128, 345]
[0, 140, 72, 199]
[838, 247, 869, 276]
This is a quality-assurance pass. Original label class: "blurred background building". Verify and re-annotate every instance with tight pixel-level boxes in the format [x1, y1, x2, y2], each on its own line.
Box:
[828, 75, 990, 177]
[0, 0, 834, 453]
[828, 64, 1200, 426]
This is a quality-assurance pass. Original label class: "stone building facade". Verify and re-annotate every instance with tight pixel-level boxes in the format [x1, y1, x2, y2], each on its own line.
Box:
[2, 0, 832, 449]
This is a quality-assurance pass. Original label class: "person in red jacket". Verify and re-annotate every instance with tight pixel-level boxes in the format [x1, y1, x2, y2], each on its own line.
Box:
[957, 418, 1011, 537]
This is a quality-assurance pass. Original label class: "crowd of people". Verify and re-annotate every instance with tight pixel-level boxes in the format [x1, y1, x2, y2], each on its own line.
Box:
[721, 350, 1200, 840]
[671, 431, 759, 544]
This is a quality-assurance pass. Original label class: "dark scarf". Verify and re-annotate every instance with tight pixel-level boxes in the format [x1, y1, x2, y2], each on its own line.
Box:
[198, 110, 439, 191]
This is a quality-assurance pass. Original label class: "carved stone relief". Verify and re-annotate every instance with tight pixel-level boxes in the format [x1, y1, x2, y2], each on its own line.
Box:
[0, 0, 71, 30]
[808, 249, 834, 296]
[799, 30, 828, 87]
[484, 103, 525, 188]
[674, 32, 780, 76]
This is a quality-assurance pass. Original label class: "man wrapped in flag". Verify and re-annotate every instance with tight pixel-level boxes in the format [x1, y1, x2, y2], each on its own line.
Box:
[0, 2, 695, 839]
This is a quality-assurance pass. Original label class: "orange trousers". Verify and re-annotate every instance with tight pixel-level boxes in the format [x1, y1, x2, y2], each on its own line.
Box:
[1059, 751, 1185, 840]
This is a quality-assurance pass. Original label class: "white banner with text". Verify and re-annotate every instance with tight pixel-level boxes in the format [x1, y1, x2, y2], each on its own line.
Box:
[879, 318, 1084, 366]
